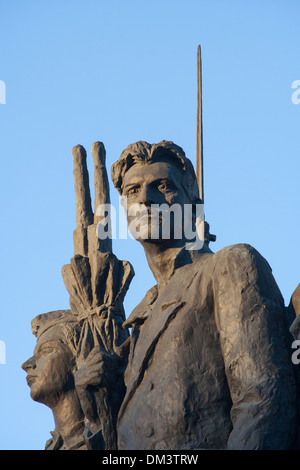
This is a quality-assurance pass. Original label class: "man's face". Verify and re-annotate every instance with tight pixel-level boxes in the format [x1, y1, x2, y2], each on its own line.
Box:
[121, 160, 191, 245]
[22, 327, 74, 407]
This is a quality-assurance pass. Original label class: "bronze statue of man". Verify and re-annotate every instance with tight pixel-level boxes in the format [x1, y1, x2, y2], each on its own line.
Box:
[21, 43, 300, 449]
[109, 140, 297, 449]
[23, 139, 299, 450]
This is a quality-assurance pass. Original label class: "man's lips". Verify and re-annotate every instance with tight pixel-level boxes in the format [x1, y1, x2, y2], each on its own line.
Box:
[135, 212, 163, 224]
[26, 375, 37, 387]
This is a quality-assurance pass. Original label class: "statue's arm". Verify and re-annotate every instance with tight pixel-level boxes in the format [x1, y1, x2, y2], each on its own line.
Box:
[214, 244, 297, 449]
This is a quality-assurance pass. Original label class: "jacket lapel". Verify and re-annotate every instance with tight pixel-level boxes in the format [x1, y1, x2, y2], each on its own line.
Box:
[119, 269, 193, 420]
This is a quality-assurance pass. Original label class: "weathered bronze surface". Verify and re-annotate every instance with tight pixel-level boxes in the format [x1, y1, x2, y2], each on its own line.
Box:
[22, 48, 300, 450]
[22, 138, 300, 450]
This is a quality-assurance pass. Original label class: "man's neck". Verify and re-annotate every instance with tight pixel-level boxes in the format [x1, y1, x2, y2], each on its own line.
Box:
[142, 240, 211, 288]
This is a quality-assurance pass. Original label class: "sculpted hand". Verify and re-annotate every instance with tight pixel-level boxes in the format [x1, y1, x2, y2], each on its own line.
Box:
[74, 346, 123, 422]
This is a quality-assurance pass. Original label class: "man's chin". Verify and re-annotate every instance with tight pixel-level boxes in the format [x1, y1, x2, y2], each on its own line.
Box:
[128, 221, 180, 245]
[30, 387, 43, 403]
[132, 233, 180, 248]
[131, 233, 159, 244]
[139, 237, 162, 245]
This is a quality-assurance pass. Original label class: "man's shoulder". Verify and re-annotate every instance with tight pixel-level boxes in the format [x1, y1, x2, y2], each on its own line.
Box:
[181, 243, 272, 283]
[207, 243, 279, 301]
[212, 243, 272, 272]
[215, 242, 260, 258]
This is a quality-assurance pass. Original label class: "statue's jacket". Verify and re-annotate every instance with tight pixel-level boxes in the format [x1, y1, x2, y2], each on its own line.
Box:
[117, 243, 297, 450]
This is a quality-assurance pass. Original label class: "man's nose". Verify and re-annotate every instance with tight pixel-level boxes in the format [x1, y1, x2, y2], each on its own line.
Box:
[138, 184, 154, 206]
[21, 356, 36, 372]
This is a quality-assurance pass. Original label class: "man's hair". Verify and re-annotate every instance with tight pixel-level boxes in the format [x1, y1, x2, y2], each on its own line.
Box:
[111, 140, 200, 203]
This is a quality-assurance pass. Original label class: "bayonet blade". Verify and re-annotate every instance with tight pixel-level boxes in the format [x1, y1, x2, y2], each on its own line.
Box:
[196, 45, 204, 203]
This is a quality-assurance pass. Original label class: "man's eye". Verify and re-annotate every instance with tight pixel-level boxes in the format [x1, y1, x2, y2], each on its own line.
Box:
[40, 347, 53, 355]
[158, 182, 175, 192]
[127, 187, 139, 195]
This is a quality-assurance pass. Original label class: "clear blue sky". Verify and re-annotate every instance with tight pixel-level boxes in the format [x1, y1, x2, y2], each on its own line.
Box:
[0, 0, 299, 450]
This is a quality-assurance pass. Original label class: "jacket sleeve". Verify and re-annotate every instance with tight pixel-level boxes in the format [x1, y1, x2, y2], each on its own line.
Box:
[213, 244, 297, 449]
